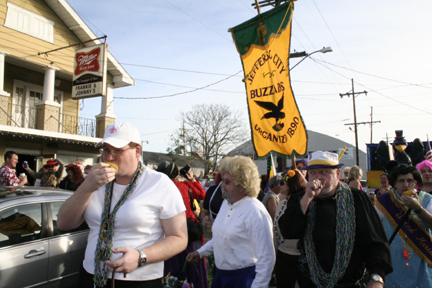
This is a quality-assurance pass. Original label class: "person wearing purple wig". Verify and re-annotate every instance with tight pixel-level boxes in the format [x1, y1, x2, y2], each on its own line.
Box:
[417, 160, 432, 194]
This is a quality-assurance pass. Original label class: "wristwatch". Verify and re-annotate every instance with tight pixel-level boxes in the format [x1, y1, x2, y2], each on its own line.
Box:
[414, 207, 423, 214]
[370, 273, 384, 284]
[136, 249, 147, 267]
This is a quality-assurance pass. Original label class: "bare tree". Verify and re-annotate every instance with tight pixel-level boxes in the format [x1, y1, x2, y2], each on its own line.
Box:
[169, 104, 247, 174]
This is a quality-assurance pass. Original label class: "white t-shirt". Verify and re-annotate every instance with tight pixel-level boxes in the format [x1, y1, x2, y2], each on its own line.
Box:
[197, 197, 275, 288]
[83, 167, 186, 281]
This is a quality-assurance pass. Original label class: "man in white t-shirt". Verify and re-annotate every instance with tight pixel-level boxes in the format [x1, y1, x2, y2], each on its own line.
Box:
[187, 156, 275, 288]
[57, 122, 187, 288]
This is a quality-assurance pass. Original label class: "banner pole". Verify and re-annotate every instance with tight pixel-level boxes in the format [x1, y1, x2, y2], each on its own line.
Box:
[254, 0, 261, 15]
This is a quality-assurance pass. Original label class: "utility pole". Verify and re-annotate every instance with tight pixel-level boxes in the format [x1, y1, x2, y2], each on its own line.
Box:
[344, 120, 381, 141]
[344, 107, 381, 144]
[369, 107, 381, 143]
[182, 121, 186, 156]
[340, 79, 367, 166]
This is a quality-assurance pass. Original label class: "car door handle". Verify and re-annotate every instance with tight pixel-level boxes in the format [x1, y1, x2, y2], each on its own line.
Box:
[24, 249, 46, 259]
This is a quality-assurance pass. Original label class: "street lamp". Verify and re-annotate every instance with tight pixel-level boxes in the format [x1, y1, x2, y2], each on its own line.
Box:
[290, 46, 333, 70]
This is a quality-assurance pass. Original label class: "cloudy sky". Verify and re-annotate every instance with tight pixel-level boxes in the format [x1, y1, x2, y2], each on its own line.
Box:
[68, 0, 432, 156]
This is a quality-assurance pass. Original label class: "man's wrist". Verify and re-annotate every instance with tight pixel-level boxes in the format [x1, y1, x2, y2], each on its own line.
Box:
[136, 249, 147, 267]
[370, 273, 384, 285]
[414, 206, 423, 214]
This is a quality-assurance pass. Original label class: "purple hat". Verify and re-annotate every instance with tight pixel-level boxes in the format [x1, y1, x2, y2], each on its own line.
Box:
[296, 159, 308, 167]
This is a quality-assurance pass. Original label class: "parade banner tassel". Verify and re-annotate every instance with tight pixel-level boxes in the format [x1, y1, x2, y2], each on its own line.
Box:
[229, 1, 307, 157]
[338, 146, 347, 161]
[269, 153, 276, 179]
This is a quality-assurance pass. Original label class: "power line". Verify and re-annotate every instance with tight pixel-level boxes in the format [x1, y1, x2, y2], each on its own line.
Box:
[163, 0, 232, 42]
[311, 0, 358, 82]
[311, 58, 432, 116]
[3, 33, 428, 91]
[135, 78, 244, 94]
[114, 71, 242, 100]
[313, 58, 432, 88]
[122, 63, 242, 77]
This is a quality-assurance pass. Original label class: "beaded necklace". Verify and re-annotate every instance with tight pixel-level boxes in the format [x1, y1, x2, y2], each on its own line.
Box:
[303, 182, 355, 288]
[93, 162, 144, 287]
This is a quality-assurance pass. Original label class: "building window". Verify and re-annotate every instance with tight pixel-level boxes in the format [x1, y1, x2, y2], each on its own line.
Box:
[4, 2, 55, 43]
[29, 91, 42, 101]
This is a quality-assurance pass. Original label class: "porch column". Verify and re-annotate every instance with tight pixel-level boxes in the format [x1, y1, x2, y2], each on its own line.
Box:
[96, 84, 116, 138]
[0, 51, 10, 97]
[42, 66, 58, 105]
[36, 66, 61, 132]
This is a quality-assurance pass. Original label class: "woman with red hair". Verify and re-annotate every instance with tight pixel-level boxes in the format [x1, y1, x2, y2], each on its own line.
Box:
[59, 164, 85, 191]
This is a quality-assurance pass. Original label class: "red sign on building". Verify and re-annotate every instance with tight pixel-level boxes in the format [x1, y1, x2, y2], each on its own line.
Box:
[72, 43, 107, 99]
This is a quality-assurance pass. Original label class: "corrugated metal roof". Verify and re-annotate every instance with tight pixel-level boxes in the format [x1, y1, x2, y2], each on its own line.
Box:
[141, 151, 205, 169]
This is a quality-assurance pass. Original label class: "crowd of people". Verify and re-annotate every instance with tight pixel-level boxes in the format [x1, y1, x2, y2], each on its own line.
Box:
[1, 121, 432, 288]
[0, 150, 91, 191]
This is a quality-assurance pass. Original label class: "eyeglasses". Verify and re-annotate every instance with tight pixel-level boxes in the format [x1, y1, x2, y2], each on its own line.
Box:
[308, 169, 335, 177]
[99, 146, 134, 156]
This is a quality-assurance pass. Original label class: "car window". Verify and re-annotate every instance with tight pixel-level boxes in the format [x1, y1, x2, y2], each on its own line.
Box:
[50, 202, 88, 236]
[0, 203, 42, 248]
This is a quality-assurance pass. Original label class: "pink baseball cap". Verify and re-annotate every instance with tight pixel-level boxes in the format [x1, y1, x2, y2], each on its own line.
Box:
[96, 121, 140, 148]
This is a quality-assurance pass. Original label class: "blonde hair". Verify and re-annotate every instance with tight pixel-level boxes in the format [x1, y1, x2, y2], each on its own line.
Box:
[343, 167, 351, 175]
[348, 165, 363, 182]
[218, 156, 260, 198]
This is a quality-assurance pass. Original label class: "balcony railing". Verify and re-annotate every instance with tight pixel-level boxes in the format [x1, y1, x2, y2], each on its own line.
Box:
[0, 101, 96, 137]
[10, 103, 37, 129]
[61, 113, 96, 137]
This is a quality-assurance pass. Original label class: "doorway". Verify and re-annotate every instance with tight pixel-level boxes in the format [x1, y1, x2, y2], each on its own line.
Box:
[16, 154, 37, 185]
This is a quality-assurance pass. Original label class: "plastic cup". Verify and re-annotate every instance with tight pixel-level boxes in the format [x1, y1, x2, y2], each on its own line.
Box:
[206, 219, 213, 233]
[20, 173, 26, 178]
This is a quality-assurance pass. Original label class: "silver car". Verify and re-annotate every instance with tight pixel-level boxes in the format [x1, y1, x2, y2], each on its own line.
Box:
[0, 187, 89, 288]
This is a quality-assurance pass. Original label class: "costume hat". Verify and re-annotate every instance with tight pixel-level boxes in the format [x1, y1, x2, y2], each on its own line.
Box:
[303, 151, 344, 170]
[426, 151, 432, 162]
[43, 159, 59, 168]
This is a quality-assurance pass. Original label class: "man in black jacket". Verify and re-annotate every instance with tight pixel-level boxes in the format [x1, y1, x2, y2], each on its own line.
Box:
[278, 151, 393, 288]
